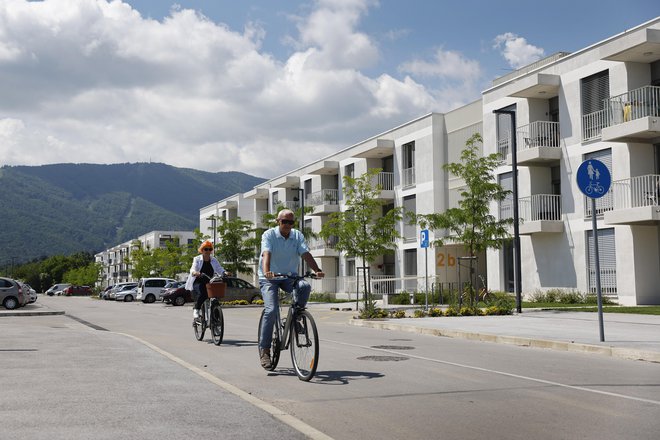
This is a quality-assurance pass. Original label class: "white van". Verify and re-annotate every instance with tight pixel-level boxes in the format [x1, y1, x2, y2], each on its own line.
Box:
[45, 283, 71, 296]
[136, 278, 177, 303]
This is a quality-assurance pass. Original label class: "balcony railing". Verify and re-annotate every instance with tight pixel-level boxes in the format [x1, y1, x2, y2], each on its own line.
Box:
[497, 135, 510, 158]
[307, 236, 338, 250]
[305, 189, 338, 207]
[582, 109, 608, 141]
[588, 268, 617, 295]
[517, 121, 560, 149]
[610, 174, 660, 210]
[605, 85, 660, 125]
[402, 167, 415, 188]
[271, 200, 299, 212]
[372, 171, 394, 191]
[251, 210, 268, 227]
[583, 85, 660, 142]
[519, 194, 562, 221]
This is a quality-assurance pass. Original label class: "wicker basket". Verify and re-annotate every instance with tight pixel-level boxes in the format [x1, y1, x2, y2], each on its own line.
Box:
[206, 281, 226, 298]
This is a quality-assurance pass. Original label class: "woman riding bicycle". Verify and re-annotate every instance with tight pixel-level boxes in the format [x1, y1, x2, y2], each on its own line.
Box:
[258, 209, 324, 369]
[185, 240, 230, 320]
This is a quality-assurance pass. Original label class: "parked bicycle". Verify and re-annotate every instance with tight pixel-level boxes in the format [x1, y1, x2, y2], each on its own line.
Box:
[257, 272, 319, 381]
[192, 273, 225, 345]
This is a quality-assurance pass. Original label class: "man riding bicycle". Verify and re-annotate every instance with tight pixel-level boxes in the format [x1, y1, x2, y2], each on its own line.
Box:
[185, 240, 230, 320]
[258, 209, 324, 369]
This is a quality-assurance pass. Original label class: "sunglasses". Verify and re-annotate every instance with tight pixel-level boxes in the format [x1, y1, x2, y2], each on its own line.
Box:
[279, 219, 295, 225]
[202, 248, 213, 251]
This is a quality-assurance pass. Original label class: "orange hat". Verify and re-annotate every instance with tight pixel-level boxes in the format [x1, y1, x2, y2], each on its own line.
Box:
[198, 240, 214, 253]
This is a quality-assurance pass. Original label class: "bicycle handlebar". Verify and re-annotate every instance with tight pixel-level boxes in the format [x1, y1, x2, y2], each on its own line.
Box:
[270, 271, 319, 280]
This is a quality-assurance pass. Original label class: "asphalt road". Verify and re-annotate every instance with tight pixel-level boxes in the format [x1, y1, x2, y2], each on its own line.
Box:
[3, 295, 660, 440]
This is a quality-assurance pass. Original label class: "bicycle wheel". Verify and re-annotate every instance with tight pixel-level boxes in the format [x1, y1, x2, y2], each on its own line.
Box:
[257, 309, 280, 371]
[193, 311, 206, 341]
[290, 309, 319, 381]
[210, 301, 224, 346]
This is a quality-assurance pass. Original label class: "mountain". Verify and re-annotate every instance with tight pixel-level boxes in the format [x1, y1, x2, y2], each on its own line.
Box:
[0, 163, 265, 264]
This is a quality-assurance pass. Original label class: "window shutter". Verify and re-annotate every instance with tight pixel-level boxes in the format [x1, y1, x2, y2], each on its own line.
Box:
[587, 228, 617, 295]
[581, 70, 609, 115]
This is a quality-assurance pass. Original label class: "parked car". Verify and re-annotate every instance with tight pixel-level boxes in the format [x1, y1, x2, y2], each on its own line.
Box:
[137, 278, 177, 303]
[161, 281, 190, 306]
[22, 283, 37, 303]
[45, 283, 71, 296]
[163, 277, 262, 305]
[114, 284, 138, 302]
[0, 277, 27, 310]
[100, 285, 114, 300]
[105, 282, 135, 300]
[62, 285, 93, 296]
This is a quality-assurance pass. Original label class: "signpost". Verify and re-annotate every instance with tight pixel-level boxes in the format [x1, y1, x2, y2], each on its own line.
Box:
[420, 229, 430, 310]
[576, 159, 611, 342]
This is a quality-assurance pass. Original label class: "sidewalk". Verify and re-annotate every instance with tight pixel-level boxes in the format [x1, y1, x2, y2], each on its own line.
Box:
[347, 308, 660, 363]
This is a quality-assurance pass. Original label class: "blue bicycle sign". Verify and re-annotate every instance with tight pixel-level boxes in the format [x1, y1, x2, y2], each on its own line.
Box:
[576, 159, 611, 199]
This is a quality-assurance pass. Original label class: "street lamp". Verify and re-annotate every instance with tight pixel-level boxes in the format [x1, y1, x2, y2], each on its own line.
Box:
[207, 216, 217, 248]
[492, 109, 522, 314]
[293, 188, 305, 273]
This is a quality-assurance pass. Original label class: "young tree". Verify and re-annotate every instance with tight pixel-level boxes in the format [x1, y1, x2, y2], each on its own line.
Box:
[215, 217, 259, 276]
[319, 168, 402, 313]
[413, 133, 512, 306]
[63, 262, 101, 287]
[153, 240, 186, 279]
[126, 241, 157, 279]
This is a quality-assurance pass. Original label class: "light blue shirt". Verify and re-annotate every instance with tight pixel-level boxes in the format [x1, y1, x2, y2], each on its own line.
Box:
[258, 226, 309, 279]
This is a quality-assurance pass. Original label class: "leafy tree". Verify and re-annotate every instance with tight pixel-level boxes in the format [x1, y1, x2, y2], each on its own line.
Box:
[180, 228, 209, 271]
[126, 241, 158, 279]
[153, 240, 187, 279]
[319, 168, 402, 313]
[412, 133, 512, 306]
[215, 217, 259, 276]
[63, 262, 101, 287]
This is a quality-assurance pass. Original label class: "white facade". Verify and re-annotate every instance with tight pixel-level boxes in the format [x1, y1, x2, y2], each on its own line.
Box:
[483, 18, 660, 305]
[95, 230, 196, 287]
[199, 17, 660, 305]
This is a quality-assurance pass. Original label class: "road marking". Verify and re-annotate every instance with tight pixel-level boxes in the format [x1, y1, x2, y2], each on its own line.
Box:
[326, 339, 660, 406]
[118, 332, 334, 440]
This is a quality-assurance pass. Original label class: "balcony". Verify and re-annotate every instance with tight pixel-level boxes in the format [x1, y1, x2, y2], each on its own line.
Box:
[604, 174, 660, 225]
[372, 171, 394, 199]
[307, 236, 339, 258]
[271, 200, 299, 213]
[501, 194, 563, 235]
[499, 121, 561, 165]
[250, 210, 269, 228]
[305, 189, 339, 215]
[582, 109, 608, 142]
[601, 85, 660, 143]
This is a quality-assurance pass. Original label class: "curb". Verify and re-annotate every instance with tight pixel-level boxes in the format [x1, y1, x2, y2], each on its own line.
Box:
[0, 310, 65, 317]
[348, 319, 660, 363]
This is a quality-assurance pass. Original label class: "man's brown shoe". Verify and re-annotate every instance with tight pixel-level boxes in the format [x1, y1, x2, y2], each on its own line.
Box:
[260, 348, 272, 369]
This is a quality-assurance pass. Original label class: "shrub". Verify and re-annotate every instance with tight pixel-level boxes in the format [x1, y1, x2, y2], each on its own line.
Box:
[558, 290, 585, 304]
[413, 309, 427, 318]
[444, 306, 459, 316]
[389, 309, 407, 319]
[428, 307, 443, 317]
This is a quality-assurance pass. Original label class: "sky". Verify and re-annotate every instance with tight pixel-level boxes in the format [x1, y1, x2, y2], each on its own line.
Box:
[0, 1, 658, 179]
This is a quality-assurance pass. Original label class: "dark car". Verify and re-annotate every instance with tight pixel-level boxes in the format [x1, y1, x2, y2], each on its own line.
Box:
[63, 285, 93, 296]
[161, 281, 190, 306]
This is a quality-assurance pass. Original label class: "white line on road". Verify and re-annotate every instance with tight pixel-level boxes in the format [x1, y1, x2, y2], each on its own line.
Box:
[325, 338, 660, 406]
[118, 332, 335, 440]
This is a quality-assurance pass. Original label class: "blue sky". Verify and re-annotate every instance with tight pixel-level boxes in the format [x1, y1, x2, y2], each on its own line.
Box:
[0, 1, 658, 177]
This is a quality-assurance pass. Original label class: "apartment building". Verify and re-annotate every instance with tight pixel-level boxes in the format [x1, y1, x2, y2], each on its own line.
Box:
[95, 230, 196, 287]
[483, 17, 660, 305]
[200, 17, 660, 305]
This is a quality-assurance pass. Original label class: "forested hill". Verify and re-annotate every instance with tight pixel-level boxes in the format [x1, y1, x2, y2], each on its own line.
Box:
[0, 163, 265, 264]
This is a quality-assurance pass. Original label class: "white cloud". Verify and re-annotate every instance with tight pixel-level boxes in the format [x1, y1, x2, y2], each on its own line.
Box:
[493, 32, 545, 69]
[0, 0, 444, 177]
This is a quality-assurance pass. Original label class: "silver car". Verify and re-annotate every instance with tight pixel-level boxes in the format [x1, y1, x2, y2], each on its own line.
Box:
[115, 285, 138, 302]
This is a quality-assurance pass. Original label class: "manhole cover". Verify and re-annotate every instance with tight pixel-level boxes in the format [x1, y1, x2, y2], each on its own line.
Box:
[371, 345, 415, 350]
[357, 355, 409, 362]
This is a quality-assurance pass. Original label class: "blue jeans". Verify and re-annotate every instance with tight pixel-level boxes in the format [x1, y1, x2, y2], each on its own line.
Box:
[258, 277, 311, 350]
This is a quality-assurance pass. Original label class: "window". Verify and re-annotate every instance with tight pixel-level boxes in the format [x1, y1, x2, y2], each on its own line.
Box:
[551, 166, 561, 195]
[345, 163, 354, 179]
[499, 172, 513, 219]
[496, 105, 516, 157]
[402, 195, 416, 240]
[346, 259, 355, 277]
[404, 249, 417, 276]
[304, 179, 312, 198]
[402, 142, 415, 187]
[586, 228, 617, 295]
[581, 70, 609, 140]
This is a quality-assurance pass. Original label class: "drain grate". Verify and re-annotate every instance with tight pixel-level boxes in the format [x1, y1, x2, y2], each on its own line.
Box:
[370, 345, 415, 350]
[358, 355, 409, 362]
